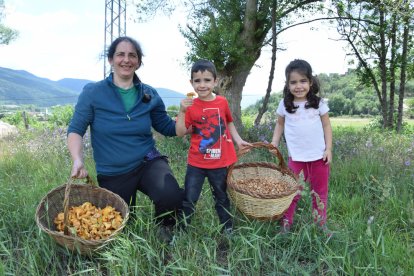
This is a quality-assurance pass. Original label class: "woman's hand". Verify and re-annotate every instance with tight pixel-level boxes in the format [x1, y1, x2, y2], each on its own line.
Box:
[70, 159, 89, 179]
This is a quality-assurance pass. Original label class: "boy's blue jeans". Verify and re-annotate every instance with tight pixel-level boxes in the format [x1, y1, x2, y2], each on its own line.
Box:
[182, 165, 232, 229]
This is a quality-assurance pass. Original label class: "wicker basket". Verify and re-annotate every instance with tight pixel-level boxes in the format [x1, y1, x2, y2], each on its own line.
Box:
[35, 176, 129, 255]
[227, 142, 301, 221]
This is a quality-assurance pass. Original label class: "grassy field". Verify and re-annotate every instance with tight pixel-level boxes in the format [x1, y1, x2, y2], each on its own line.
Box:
[330, 117, 414, 128]
[0, 124, 413, 275]
[330, 117, 371, 128]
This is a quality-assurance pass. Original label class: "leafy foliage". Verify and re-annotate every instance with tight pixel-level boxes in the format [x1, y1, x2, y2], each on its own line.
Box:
[2, 110, 39, 128]
[407, 98, 414, 119]
[0, 0, 18, 45]
[331, 0, 414, 129]
[48, 105, 74, 127]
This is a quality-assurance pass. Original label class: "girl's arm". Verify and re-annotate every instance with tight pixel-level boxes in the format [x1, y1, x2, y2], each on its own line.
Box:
[321, 113, 333, 164]
[271, 115, 285, 147]
[228, 122, 251, 149]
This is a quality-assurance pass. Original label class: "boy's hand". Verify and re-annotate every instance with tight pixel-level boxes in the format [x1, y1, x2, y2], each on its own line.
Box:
[237, 140, 252, 151]
[179, 98, 193, 113]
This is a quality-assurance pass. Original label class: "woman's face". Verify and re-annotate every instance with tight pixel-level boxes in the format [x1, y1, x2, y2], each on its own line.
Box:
[109, 41, 140, 80]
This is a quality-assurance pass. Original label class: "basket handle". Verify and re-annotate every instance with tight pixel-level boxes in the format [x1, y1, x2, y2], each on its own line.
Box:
[63, 176, 95, 236]
[236, 142, 287, 169]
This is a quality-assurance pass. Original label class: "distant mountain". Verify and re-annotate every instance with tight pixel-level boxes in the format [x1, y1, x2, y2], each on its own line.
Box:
[56, 78, 94, 94]
[0, 67, 185, 107]
[156, 87, 184, 107]
[0, 67, 80, 107]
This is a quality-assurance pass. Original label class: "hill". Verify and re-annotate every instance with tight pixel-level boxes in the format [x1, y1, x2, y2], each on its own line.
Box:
[56, 78, 94, 94]
[155, 87, 184, 107]
[0, 67, 80, 107]
[0, 67, 185, 107]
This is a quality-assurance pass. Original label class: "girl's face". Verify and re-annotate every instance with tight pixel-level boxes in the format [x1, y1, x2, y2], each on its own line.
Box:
[190, 70, 218, 101]
[109, 41, 140, 80]
[287, 70, 312, 102]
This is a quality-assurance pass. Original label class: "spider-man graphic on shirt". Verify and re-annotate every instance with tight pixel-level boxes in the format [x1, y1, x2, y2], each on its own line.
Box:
[185, 96, 237, 168]
[192, 111, 226, 156]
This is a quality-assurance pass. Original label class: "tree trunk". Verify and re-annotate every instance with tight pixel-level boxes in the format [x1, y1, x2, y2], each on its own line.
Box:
[255, 0, 277, 126]
[388, 17, 397, 129]
[397, 15, 409, 133]
[379, 9, 388, 129]
[225, 70, 250, 132]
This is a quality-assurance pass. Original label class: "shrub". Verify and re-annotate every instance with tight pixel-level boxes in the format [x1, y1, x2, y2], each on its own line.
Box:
[48, 105, 74, 127]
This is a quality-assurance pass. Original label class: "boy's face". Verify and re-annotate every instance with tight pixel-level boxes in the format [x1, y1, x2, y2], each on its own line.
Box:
[190, 70, 218, 101]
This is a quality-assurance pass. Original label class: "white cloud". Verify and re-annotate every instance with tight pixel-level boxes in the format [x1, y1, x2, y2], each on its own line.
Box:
[1, 1, 350, 99]
[244, 23, 349, 96]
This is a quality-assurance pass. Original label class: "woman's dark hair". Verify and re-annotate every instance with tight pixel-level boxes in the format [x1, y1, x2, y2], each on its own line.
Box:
[107, 36, 144, 67]
[190, 59, 217, 80]
[283, 59, 321, 113]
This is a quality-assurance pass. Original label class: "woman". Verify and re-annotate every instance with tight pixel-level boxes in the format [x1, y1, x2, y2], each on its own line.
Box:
[67, 36, 184, 243]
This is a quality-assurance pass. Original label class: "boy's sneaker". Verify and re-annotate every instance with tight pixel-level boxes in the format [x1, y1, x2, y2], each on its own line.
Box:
[223, 226, 233, 237]
[157, 225, 174, 245]
[221, 223, 233, 237]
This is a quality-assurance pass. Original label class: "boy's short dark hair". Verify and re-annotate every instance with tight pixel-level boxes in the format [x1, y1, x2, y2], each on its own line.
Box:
[191, 60, 217, 80]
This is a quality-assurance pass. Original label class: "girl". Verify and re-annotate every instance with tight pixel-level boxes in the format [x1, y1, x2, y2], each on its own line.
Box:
[271, 59, 333, 235]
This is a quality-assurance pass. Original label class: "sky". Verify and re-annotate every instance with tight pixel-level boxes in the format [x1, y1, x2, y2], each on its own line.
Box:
[1, 0, 351, 105]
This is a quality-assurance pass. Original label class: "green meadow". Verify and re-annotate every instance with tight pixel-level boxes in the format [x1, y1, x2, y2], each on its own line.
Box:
[0, 121, 413, 275]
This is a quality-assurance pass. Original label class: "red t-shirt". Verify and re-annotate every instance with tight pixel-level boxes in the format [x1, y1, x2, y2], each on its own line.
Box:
[185, 95, 237, 169]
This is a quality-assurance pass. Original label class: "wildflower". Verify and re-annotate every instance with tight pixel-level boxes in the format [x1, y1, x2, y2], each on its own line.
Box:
[405, 160, 411, 166]
[366, 216, 374, 238]
[365, 139, 373, 148]
[367, 216, 374, 225]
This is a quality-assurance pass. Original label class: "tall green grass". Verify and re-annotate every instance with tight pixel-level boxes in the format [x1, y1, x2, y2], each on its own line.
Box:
[0, 126, 413, 275]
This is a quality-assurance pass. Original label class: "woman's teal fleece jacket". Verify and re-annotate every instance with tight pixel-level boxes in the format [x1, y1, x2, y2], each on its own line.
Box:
[67, 74, 177, 176]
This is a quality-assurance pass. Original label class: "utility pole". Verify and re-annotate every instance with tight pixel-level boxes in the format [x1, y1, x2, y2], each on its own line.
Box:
[104, 0, 127, 78]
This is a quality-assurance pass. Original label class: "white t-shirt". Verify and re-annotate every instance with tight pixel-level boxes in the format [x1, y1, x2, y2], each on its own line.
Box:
[276, 99, 329, 162]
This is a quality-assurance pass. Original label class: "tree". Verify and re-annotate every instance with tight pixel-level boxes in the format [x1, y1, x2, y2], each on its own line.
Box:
[328, 94, 348, 116]
[135, 0, 324, 130]
[332, 0, 414, 131]
[396, 0, 413, 132]
[254, 0, 277, 126]
[0, 0, 18, 45]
